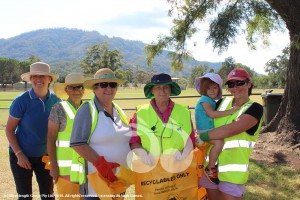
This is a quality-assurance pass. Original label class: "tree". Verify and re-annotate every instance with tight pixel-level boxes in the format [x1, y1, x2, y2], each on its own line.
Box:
[265, 47, 288, 88]
[0, 58, 20, 89]
[134, 70, 153, 87]
[145, 0, 299, 146]
[188, 65, 208, 87]
[217, 57, 236, 81]
[114, 68, 128, 87]
[80, 42, 124, 75]
[125, 68, 134, 84]
[19, 60, 32, 91]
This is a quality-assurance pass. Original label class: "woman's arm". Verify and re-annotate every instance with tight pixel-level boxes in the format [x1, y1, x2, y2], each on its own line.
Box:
[208, 113, 259, 140]
[47, 120, 59, 182]
[72, 144, 99, 164]
[202, 102, 239, 118]
[6, 116, 21, 154]
[6, 116, 32, 170]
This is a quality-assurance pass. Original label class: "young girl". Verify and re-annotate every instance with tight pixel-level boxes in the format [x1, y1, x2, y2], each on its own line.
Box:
[195, 73, 239, 184]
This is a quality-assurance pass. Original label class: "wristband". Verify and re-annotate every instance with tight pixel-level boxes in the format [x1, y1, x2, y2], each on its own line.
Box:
[200, 131, 210, 142]
[15, 150, 23, 156]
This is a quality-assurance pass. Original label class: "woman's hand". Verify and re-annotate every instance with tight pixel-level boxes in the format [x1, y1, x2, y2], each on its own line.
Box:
[134, 148, 155, 166]
[50, 164, 59, 183]
[16, 152, 32, 170]
[93, 156, 120, 182]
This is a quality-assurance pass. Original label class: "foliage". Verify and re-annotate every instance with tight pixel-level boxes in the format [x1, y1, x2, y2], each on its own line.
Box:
[146, 0, 284, 69]
[217, 57, 236, 81]
[0, 58, 20, 87]
[80, 42, 124, 75]
[188, 65, 209, 87]
[133, 70, 154, 87]
[0, 56, 43, 89]
[0, 28, 222, 77]
[264, 46, 288, 88]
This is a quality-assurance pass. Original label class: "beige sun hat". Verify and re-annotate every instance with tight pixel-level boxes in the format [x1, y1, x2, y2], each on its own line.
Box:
[21, 62, 59, 82]
[53, 73, 91, 99]
[84, 68, 125, 90]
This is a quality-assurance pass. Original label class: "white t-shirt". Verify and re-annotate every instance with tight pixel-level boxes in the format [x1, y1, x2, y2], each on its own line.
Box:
[87, 107, 132, 195]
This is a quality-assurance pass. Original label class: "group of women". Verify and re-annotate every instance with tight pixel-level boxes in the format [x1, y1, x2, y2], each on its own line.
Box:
[5, 61, 263, 200]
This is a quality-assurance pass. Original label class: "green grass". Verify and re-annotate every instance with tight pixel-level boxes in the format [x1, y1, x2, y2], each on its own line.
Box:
[245, 161, 300, 200]
[2, 88, 297, 200]
[0, 87, 280, 121]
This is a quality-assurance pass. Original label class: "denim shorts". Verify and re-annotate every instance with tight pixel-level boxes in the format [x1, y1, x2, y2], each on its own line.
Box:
[199, 174, 245, 197]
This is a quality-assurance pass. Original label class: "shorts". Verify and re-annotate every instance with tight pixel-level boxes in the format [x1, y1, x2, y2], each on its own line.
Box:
[199, 174, 245, 197]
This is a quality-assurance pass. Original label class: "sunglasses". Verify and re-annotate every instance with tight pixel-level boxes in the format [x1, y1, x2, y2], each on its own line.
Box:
[227, 80, 249, 88]
[94, 82, 118, 89]
[65, 85, 84, 91]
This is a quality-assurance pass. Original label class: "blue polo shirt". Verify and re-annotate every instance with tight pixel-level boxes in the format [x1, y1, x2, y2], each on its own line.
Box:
[9, 89, 61, 157]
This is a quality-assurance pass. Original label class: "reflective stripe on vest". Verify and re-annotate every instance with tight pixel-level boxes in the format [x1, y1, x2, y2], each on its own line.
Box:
[58, 160, 72, 167]
[223, 140, 256, 150]
[56, 101, 77, 177]
[136, 103, 192, 155]
[70, 99, 129, 184]
[213, 97, 263, 184]
[71, 163, 85, 173]
[61, 101, 75, 119]
[218, 164, 249, 173]
[56, 140, 70, 147]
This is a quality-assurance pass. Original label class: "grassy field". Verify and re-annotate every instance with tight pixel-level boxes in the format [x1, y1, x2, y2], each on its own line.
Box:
[1, 88, 299, 199]
[0, 87, 283, 125]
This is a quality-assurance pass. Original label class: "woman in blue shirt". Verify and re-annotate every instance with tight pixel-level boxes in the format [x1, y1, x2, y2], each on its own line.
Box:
[6, 62, 61, 200]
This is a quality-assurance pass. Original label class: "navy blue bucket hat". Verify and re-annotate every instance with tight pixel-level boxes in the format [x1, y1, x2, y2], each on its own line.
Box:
[144, 73, 181, 98]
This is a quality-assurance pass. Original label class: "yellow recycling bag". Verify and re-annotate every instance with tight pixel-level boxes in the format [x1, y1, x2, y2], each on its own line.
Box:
[133, 149, 206, 200]
[87, 166, 134, 200]
[42, 155, 51, 170]
[56, 177, 83, 200]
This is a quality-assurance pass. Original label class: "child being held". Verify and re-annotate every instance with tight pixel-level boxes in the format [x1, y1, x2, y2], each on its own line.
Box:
[195, 73, 239, 184]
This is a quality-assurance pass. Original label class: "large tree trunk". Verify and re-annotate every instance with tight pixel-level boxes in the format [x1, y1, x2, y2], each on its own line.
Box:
[263, 0, 300, 147]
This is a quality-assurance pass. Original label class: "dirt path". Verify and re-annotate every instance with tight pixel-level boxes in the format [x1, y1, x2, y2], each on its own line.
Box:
[251, 132, 300, 170]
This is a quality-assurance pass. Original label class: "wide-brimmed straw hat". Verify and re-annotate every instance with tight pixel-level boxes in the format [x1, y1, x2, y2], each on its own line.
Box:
[144, 73, 181, 99]
[84, 68, 125, 90]
[195, 73, 223, 100]
[53, 73, 91, 99]
[21, 62, 59, 82]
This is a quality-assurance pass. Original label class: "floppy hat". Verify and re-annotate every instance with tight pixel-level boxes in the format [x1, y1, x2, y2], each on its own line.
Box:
[144, 73, 181, 99]
[21, 62, 59, 82]
[84, 68, 125, 90]
[195, 73, 223, 100]
[225, 68, 250, 84]
[53, 73, 91, 99]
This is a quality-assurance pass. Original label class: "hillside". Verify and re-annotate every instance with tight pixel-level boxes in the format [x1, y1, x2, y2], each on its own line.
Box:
[0, 28, 222, 76]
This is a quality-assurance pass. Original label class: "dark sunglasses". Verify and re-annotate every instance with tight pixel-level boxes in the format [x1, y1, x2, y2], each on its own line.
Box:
[227, 80, 249, 88]
[94, 82, 118, 89]
[65, 85, 84, 91]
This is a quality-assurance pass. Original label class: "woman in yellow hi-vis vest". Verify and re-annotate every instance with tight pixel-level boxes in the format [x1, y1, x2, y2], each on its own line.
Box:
[130, 73, 199, 199]
[48, 73, 90, 199]
[69, 68, 132, 200]
[199, 68, 263, 200]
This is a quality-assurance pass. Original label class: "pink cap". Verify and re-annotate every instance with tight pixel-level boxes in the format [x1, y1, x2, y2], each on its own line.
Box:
[226, 68, 250, 84]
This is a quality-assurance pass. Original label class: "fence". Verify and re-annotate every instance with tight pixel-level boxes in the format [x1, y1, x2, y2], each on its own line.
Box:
[0, 93, 264, 110]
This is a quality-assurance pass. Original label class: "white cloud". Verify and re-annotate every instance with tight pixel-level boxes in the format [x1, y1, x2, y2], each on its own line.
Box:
[0, 0, 290, 74]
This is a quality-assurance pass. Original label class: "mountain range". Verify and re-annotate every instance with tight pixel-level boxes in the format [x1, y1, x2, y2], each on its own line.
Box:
[0, 28, 222, 77]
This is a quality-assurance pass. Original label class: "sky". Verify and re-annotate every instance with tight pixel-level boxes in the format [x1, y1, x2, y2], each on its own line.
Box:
[0, 0, 290, 75]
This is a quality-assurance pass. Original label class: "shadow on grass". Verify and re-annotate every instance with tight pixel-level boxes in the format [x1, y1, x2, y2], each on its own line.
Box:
[245, 160, 300, 200]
